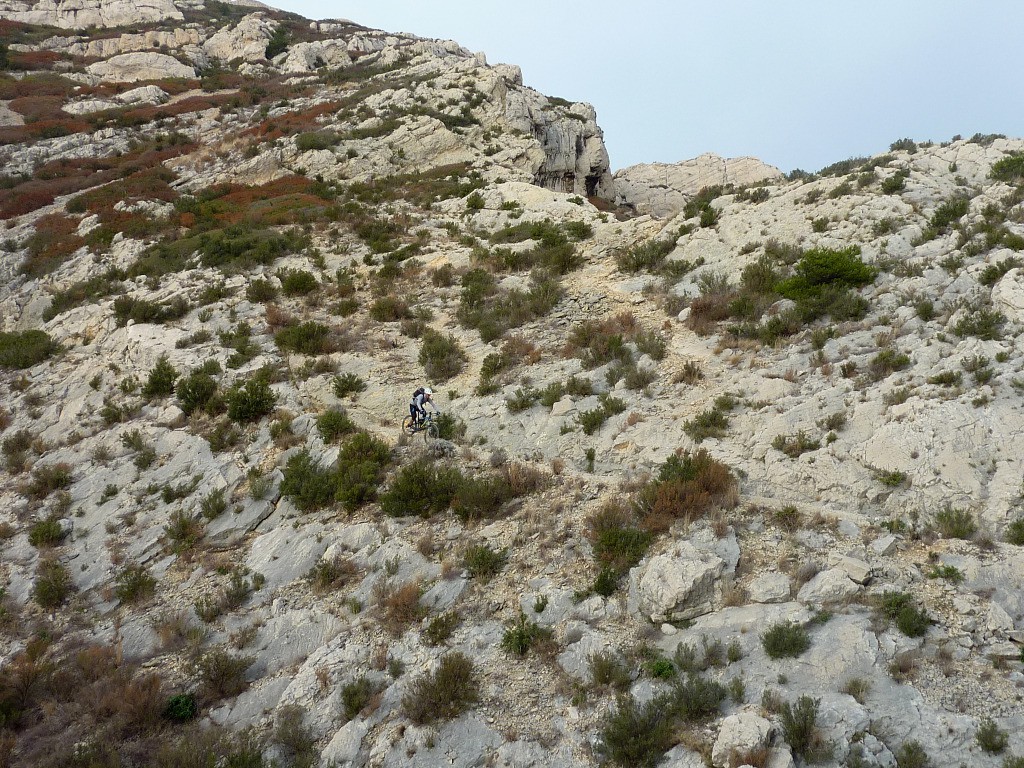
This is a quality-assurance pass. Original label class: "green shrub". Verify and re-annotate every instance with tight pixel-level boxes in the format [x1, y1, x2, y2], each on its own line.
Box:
[761, 621, 810, 658]
[934, 505, 977, 539]
[589, 651, 631, 691]
[419, 328, 467, 382]
[177, 369, 219, 415]
[281, 450, 336, 512]
[894, 740, 931, 768]
[402, 651, 480, 724]
[977, 718, 1009, 754]
[194, 647, 254, 699]
[295, 130, 339, 152]
[876, 592, 931, 637]
[162, 693, 198, 722]
[277, 268, 319, 296]
[265, 27, 289, 58]
[114, 563, 156, 603]
[501, 613, 554, 656]
[780, 696, 832, 762]
[379, 458, 462, 518]
[25, 463, 72, 500]
[246, 278, 279, 303]
[953, 306, 1005, 340]
[991, 151, 1024, 182]
[199, 488, 227, 519]
[0, 330, 58, 369]
[930, 195, 969, 231]
[306, 555, 357, 594]
[616, 238, 676, 273]
[275, 321, 336, 354]
[588, 502, 652, 573]
[423, 611, 461, 646]
[113, 295, 189, 326]
[683, 407, 729, 442]
[28, 518, 67, 547]
[333, 372, 366, 398]
[142, 354, 178, 399]
[597, 693, 676, 768]
[772, 431, 820, 458]
[165, 509, 204, 554]
[463, 544, 506, 580]
[870, 348, 911, 379]
[317, 408, 355, 442]
[434, 411, 466, 441]
[33, 557, 72, 609]
[340, 675, 378, 722]
[1005, 517, 1024, 545]
[335, 431, 391, 509]
[226, 378, 276, 422]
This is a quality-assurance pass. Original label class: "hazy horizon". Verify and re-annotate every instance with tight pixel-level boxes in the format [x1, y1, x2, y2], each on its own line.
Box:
[271, 1, 1024, 174]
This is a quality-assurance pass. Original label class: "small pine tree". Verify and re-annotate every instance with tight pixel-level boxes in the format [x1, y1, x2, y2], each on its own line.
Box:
[142, 354, 178, 398]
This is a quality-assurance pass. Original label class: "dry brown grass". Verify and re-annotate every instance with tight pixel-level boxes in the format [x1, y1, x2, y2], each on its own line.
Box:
[376, 580, 427, 636]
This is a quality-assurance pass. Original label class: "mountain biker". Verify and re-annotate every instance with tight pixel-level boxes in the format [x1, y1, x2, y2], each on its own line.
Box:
[410, 386, 437, 426]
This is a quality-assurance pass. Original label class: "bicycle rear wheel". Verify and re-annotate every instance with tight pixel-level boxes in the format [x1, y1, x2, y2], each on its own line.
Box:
[401, 416, 416, 436]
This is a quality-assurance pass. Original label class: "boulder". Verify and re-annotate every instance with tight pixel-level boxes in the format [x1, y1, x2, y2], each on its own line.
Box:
[614, 153, 783, 217]
[629, 542, 725, 622]
[796, 568, 861, 605]
[203, 13, 277, 63]
[86, 52, 195, 82]
[748, 572, 792, 603]
[711, 712, 774, 768]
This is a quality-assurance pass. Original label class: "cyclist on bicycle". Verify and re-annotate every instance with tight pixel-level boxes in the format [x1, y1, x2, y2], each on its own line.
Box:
[410, 386, 437, 426]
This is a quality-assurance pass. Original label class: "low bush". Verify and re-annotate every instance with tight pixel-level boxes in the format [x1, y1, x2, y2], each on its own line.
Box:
[306, 555, 358, 594]
[597, 693, 676, 768]
[369, 295, 413, 322]
[761, 621, 811, 658]
[991, 151, 1024, 182]
[953, 306, 1005, 340]
[24, 463, 72, 500]
[0, 329, 58, 369]
[113, 295, 189, 327]
[934, 505, 977, 539]
[876, 592, 931, 637]
[587, 500, 653, 573]
[277, 268, 319, 296]
[340, 675, 378, 722]
[589, 651, 631, 692]
[115, 563, 157, 603]
[423, 611, 461, 646]
[275, 321, 337, 354]
[194, 647, 254, 700]
[894, 740, 931, 768]
[636, 449, 735, 531]
[334, 431, 391, 509]
[33, 557, 72, 609]
[419, 328, 467, 381]
[379, 458, 462, 518]
[142, 354, 178, 399]
[333, 372, 366, 398]
[28, 518, 67, 547]
[402, 651, 480, 725]
[780, 696, 832, 762]
[281, 449, 336, 511]
[165, 509, 204, 554]
[379, 580, 427, 635]
[501, 612, 554, 656]
[616, 237, 676, 273]
[246, 278, 279, 303]
[772, 431, 820, 458]
[177, 369, 219, 415]
[463, 544, 506, 580]
[1005, 517, 1024, 545]
[199, 488, 227, 519]
[317, 408, 355, 442]
[162, 693, 198, 722]
[577, 393, 628, 435]
[226, 378, 276, 422]
[683, 407, 729, 442]
[977, 718, 1009, 754]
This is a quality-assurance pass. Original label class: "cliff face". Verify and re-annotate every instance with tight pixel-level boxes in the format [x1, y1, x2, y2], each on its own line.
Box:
[2, 4, 1024, 768]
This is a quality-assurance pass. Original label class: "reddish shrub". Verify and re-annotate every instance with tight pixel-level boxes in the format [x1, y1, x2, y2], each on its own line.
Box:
[22, 213, 84, 277]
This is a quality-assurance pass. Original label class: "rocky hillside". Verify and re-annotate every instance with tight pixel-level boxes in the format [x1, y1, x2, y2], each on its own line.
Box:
[1, 3, 1024, 768]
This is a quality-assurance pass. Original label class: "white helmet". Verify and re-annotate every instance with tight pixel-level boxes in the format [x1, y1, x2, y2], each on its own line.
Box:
[424, 387, 434, 395]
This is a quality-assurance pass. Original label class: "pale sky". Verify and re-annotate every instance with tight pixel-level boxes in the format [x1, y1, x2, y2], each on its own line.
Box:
[272, 1, 1024, 174]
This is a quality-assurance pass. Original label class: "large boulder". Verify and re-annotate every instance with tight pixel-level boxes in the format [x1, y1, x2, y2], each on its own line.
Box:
[614, 153, 783, 217]
[629, 542, 725, 622]
[86, 52, 195, 82]
[203, 13, 278, 63]
[712, 711, 775, 768]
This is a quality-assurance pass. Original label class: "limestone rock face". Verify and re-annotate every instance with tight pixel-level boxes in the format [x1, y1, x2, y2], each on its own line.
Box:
[0, 0, 183, 29]
[711, 712, 774, 768]
[279, 40, 353, 73]
[614, 153, 784, 217]
[203, 13, 277, 63]
[629, 542, 725, 622]
[796, 567, 861, 605]
[39, 28, 203, 58]
[86, 52, 196, 82]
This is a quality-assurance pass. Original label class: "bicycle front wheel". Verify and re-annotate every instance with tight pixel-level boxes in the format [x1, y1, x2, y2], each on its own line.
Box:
[401, 416, 416, 436]
[425, 422, 439, 441]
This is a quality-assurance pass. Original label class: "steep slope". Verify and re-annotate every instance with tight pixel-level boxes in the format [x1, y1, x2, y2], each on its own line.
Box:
[0, 4, 1023, 768]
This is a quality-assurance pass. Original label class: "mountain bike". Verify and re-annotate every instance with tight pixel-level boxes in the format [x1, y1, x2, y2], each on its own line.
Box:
[402, 411, 440, 441]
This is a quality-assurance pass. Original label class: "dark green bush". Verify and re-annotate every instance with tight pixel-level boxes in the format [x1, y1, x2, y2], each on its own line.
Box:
[1005, 517, 1024, 545]
[418, 328, 467, 382]
[246, 278, 279, 303]
[275, 321, 336, 354]
[616, 238, 676, 273]
[194, 647, 254, 699]
[780, 696, 832, 761]
[25, 463, 72, 500]
[142, 354, 178, 399]
[177, 369, 219, 415]
[870, 348, 911, 379]
[934, 505, 977, 539]
[930, 195, 969, 231]
[501, 613, 553, 656]
[277, 268, 319, 296]
[991, 151, 1024, 182]
[761, 621, 810, 658]
[369, 295, 413, 322]
[226, 378, 276, 422]
[0, 330, 58, 369]
[402, 651, 480, 725]
[162, 693, 198, 722]
[335, 431, 391, 509]
[463, 544, 506, 580]
[953, 306, 1005, 340]
[28, 518, 67, 547]
[340, 676, 378, 722]
[332, 372, 366, 398]
[977, 718, 1009, 754]
[199, 488, 227, 519]
[113, 295, 189, 326]
[114, 563, 157, 603]
[379, 458, 463, 518]
[452, 473, 516, 521]
[296, 130, 340, 152]
[877, 592, 931, 637]
[317, 408, 355, 442]
[683, 407, 730, 442]
[281, 450, 336, 512]
[597, 693, 676, 768]
[894, 740, 931, 768]
[423, 611, 461, 646]
[33, 557, 72, 609]
[306, 555, 357, 594]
